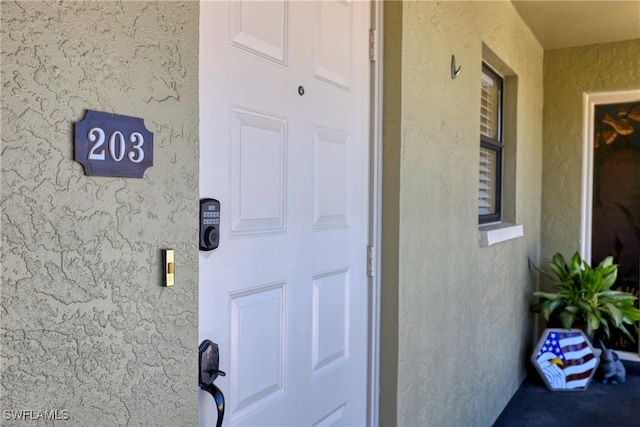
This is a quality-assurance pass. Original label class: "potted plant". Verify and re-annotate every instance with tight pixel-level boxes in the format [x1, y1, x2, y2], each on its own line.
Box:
[530, 251, 640, 342]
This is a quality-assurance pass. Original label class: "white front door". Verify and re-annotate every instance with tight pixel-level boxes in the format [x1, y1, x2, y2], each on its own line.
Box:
[199, 1, 372, 425]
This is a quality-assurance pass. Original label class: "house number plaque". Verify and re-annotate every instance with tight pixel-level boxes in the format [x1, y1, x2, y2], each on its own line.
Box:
[74, 109, 153, 178]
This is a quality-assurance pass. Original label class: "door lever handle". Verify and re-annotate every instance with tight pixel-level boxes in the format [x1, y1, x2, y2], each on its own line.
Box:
[199, 340, 225, 427]
[206, 368, 226, 377]
[200, 383, 225, 427]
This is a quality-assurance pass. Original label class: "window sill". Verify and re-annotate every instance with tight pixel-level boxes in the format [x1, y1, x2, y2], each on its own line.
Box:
[479, 222, 523, 247]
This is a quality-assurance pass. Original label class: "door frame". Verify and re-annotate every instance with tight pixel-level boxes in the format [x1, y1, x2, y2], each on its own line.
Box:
[580, 89, 640, 360]
[368, 1, 383, 425]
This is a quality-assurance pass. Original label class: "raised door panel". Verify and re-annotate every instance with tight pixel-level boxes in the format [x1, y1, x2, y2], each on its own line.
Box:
[230, 284, 285, 416]
[230, 107, 287, 235]
[230, 0, 288, 66]
[314, 0, 352, 89]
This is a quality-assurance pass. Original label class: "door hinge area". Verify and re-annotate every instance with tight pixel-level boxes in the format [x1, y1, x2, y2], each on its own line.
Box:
[367, 245, 375, 277]
[369, 29, 377, 62]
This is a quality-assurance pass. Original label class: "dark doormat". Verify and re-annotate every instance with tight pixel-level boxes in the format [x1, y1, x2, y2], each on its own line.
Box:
[493, 360, 640, 426]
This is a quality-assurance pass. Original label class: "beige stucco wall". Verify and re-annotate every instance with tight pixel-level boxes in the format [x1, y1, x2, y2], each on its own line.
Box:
[382, 1, 543, 426]
[1, 2, 198, 425]
[541, 39, 640, 264]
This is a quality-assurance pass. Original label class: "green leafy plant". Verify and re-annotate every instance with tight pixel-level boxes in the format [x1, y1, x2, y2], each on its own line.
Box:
[530, 251, 640, 342]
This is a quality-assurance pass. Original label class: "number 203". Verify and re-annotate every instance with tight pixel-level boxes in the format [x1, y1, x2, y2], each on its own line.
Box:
[87, 127, 145, 163]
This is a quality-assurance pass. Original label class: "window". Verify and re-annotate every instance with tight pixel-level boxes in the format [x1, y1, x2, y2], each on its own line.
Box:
[479, 64, 503, 224]
[477, 49, 523, 246]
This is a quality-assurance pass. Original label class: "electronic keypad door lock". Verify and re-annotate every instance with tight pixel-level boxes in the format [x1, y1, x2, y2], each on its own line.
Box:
[200, 198, 220, 251]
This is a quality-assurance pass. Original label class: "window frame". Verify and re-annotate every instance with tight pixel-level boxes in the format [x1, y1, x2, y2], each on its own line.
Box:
[479, 63, 504, 224]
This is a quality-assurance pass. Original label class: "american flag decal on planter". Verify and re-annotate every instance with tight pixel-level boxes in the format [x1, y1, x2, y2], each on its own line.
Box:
[531, 329, 599, 391]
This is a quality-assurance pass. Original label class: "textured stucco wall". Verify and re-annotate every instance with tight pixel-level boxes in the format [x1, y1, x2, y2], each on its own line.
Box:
[542, 39, 640, 264]
[1, 2, 198, 426]
[381, 1, 543, 426]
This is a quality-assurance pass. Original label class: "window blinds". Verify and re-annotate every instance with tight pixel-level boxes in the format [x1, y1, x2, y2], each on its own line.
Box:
[479, 68, 500, 217]
[479, 146, 495, 215]
[480, 72, 498, 139]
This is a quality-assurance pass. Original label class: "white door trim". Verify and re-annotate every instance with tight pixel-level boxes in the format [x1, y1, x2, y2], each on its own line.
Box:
[368, 1, 383, 425]
[580, 89, 640, 261]
[580, 89, 640, 360]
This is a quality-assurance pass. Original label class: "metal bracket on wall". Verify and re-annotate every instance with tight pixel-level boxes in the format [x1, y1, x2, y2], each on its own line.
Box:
[451, 55, 462, 79]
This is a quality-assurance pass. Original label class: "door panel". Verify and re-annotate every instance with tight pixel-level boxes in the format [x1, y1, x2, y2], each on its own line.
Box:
[230, 1, 288, 66]
[314, 0, 352, 89]
[230, 284, 285, 412]
[199, 1, 370, 425]
[230, 107, 287, 234]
